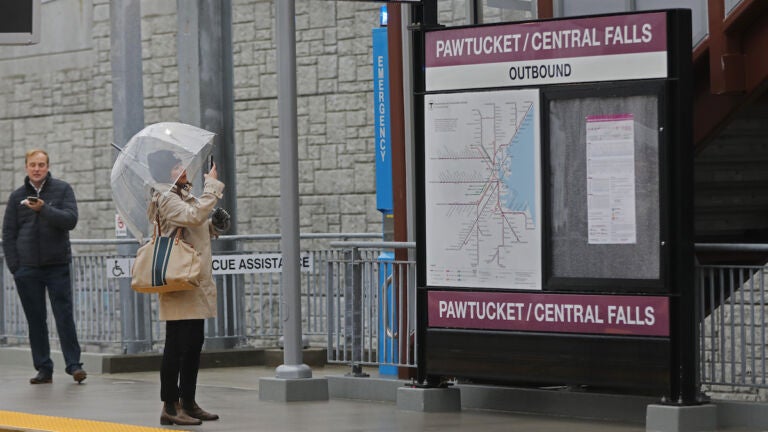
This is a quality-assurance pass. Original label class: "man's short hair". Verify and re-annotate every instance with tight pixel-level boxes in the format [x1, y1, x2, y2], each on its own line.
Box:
[25, 149, 49, 165]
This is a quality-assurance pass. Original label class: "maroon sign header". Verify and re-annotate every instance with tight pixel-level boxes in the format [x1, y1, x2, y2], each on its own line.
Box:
[426, 12, 666, 68]
[428, 290, 669, 336]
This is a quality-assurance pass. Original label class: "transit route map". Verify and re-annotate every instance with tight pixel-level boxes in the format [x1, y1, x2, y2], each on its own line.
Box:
[424, 89, 541, 290]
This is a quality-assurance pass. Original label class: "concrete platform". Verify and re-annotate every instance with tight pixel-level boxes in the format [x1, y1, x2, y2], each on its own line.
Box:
[0, 363, 651, 432]
[0, 347, 767, 431]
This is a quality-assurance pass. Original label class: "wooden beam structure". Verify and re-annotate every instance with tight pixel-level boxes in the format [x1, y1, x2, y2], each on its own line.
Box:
[693, 0, 768, 149]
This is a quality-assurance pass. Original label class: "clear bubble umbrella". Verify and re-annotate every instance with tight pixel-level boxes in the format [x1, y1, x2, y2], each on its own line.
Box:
[110, 122, 215, 242]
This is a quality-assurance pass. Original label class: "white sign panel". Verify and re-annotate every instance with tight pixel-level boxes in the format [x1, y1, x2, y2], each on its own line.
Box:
[115, 213, 127, 237]
[586, 114, 637, 244]
[107, 258, 133, 279]
[211, 252, 314, 275]
[107, 253, 314, 279]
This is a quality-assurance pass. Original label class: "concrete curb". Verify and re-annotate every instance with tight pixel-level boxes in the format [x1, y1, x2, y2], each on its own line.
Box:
[0, 346, 328, 374]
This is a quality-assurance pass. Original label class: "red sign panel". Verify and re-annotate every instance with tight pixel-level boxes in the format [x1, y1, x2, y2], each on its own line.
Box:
[428, 290, 669, 336]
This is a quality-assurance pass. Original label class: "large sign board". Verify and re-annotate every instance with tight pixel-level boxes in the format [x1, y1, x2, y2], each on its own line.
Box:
[417, 10, 694, 396]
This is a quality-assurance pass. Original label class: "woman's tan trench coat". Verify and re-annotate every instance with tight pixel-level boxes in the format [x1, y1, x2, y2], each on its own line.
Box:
[149, 178, 225, 321]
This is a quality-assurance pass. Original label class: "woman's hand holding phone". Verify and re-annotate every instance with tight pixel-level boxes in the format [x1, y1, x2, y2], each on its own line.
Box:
[205, 162, 218, 181]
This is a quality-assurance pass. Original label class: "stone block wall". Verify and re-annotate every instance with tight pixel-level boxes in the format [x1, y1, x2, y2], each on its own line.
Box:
[0, 0, 530, 243]
[0, 0, 379, 241]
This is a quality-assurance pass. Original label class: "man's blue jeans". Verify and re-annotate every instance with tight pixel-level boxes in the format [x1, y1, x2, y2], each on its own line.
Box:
[14, 265, 83, 375]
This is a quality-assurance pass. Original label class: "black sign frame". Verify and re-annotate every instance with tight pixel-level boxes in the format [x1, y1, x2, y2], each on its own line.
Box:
[413, 9, 696, 402]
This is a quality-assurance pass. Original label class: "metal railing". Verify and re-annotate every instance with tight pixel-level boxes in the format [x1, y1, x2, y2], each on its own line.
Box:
[0, 233, 381, 353]
[697, 263, 768, 392]
[3, 236, 768, 396]
[320, 240, 768, 388]
[325, 241, 417, 373]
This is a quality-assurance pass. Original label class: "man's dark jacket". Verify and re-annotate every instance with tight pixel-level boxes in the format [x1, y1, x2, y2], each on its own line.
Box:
[2, 172, 78, 274]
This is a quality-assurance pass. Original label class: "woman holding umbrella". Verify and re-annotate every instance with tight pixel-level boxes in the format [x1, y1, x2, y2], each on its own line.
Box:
[147, 150, 229, 426]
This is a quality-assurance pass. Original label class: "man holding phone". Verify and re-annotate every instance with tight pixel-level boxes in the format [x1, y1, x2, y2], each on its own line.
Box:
[2, 149, 86, 384]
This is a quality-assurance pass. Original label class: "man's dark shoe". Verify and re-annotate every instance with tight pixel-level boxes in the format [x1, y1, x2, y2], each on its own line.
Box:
[71, 368, 87, 384]
[29, 371, 52, 384]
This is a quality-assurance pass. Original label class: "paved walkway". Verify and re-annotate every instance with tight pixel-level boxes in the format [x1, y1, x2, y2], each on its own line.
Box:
[0, 363, 657, 432]
[0, 363, 765, 432]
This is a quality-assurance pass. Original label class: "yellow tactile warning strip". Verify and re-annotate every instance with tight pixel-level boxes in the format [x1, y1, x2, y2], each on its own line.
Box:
[0, 410, 187, 432]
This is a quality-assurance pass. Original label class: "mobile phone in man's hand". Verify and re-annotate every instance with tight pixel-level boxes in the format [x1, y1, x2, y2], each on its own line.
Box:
[27, 196, 39, 203]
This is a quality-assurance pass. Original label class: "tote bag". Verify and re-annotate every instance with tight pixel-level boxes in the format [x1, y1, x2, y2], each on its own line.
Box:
[131, 225, 201, 294]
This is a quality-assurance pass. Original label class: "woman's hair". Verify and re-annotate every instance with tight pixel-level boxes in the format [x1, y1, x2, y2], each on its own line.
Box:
[147, 150, 180, 183]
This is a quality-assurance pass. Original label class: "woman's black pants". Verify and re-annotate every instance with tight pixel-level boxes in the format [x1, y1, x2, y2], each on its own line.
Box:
[160, 319, 204, 403]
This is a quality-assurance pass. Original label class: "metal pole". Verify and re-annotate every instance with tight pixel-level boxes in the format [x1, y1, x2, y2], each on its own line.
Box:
[400, 3, 416, 372]
[177, 0, 242, 349]
[177, 1, 202, 127]
[110, 0, 149, 354]
[177, 0, 239, 232]
[467, 0, 483, 24]
[671, 9, 698, 405]
[197, 0, 238, 237]
[345, 247, 367, 376]
[411, 0, 438, 385]
[275, 0, 311, 379]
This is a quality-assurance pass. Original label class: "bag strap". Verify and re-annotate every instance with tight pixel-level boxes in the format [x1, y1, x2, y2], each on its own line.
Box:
[151, 212, 161, 242]
[172, 227, 183, 245]
[153, 194, 184, 245]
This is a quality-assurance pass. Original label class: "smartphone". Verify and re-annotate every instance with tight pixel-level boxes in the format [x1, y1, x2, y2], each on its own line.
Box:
[209, 155, 215, 170]
[27, 196, 39, 203]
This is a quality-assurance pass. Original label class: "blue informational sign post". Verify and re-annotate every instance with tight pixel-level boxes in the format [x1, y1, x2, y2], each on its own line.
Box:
[373, 27, 393, 215]
[373, 25, 397, 375]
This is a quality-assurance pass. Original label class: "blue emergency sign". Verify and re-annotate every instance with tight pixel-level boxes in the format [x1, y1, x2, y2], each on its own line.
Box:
[373, 27, 393, 214]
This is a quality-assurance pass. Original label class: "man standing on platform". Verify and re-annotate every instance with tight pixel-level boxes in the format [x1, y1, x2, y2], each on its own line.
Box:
[2, 149, 86, 384]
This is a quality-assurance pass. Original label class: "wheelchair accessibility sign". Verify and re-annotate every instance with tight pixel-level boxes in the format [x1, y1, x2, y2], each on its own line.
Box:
[107, 253, 313, 279]
[107, 258, 134, 279]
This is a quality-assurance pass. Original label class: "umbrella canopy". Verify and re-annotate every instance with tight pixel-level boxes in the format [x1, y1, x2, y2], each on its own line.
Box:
[110, 122, 215, 241]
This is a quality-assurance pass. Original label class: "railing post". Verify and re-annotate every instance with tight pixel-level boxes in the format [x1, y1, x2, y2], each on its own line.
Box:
[206, 273, 244, 350]
[345, 247, 368, 377]
[326, 252, 336, 362]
